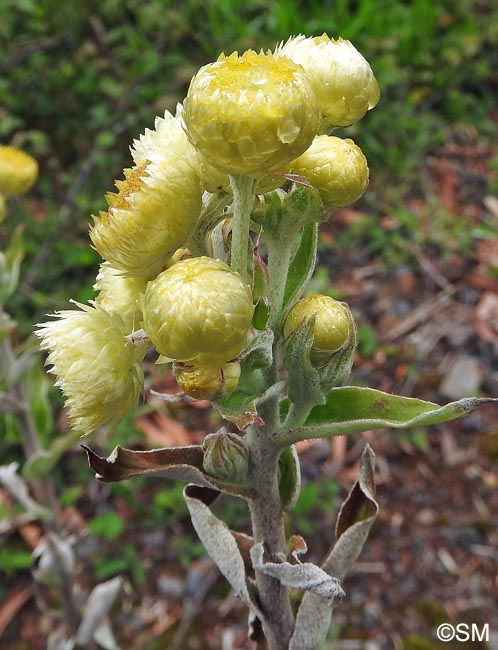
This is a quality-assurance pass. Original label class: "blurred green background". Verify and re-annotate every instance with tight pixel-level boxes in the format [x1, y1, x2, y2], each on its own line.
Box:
[1, 0, 497, 331]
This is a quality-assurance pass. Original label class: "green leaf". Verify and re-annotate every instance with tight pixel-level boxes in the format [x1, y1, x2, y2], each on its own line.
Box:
[282, 223, 318, 316]
[278, 445, 301, 511]
[275, 387, 498, 447]
[283, 317, 325, 411]
[0, 226, 25, 305]
[88, 511, 125, 541]
[24, 357, 53, 438]
[23, 430, 81, 481]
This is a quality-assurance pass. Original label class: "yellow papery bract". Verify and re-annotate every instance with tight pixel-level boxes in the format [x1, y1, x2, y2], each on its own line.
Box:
[94, 263, 148, 334]
[36, 303, 144, 436]
[182, 50, 320, 176]
[0, 145, 38, 198]
[175, 362, 241, 400]
[90, 112, 202, 279]
[278, 34, 380, 130]
[289, 135, 369, 208]
[144, 256, 254, 366]
[284, 294, 353, 362]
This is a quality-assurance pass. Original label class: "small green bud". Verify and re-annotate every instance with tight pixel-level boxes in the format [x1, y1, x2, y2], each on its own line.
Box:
[284, 294, 354, 363]
[289, 135, 369, 208]
[143, 256, 254, 366]
[175, 361, 241, 400]
[203, 429, 250, 483]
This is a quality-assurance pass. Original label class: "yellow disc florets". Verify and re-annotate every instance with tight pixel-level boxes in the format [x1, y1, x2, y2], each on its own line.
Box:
[143, 256, 254, 366]
[289, 135, 369, 208]
[278, 34, 380, 130]
[36, 303, 144, 435]
[182, 50, 320, 176]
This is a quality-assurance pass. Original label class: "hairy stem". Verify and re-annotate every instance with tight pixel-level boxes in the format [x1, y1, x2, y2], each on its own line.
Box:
[246, 427, 294, 649]
[229, 174, 256, 280]
[265, 231, 295, 334]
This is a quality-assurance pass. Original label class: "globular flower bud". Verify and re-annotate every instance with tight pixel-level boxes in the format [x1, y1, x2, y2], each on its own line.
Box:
[203, 430, 250, 483]
[289, 135, 369, 208]
[278, 34, 379, 130]
[175, 361, 241, 400]
[90, 111, 202, 279]
[94, 263, 147, 334]
[182, 50, 320, 176]
[36, 303, 144, 435]
[0, 145, 38, 198]
[144, 256, 254, 366]
[284, 294, 354, 363]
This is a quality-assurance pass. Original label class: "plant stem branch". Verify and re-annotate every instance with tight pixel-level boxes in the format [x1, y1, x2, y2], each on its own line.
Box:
[246, 428, 294, 649]
[229, 174, 256, 280]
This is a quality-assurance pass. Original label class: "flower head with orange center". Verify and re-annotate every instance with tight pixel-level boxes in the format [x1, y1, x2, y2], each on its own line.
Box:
[90, 111, 202, 279]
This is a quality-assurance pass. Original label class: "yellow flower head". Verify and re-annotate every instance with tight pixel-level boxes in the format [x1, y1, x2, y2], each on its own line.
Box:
[284, 294, 354, 363]
[289, 135, 369, 207]
[175, 361, 241, 400]
[36, 303, 144, 435]
[94, 263, 147, 334]
[278, 34, 380, 130]
[0, 145, 38, 198]
[144, 256, 254, 366]
[182, 50, 320, 176]
[90, 111, 202, 279]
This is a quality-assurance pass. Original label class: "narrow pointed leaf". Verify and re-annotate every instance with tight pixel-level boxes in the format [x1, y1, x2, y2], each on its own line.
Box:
[84, 445, 255, 497]
[278, 445, 301, 511]
[282, 222, 318, 316]
[250, 543, 344, 602]
[184, 485, 263, 620]
[290, 445, 378, 650]
[276, 387, 498, 447]
[324, 444, 378, 579]
[283, 318, 325, 409]
[24, 430, 81, 481]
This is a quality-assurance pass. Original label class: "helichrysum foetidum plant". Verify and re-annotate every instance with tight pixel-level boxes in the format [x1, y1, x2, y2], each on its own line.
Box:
[36, 34, 496, 650]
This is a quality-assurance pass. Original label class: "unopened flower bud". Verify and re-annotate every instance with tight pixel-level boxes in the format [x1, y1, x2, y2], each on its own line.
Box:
[284, 294, 354, 363]
[0, 145, 38, 197]
[290, 135, 369, 207]
[203, 430, 249, 483]
[36, 303, 144, 435]
[278, 34, 379, 130]
[175, 361, 241, 400]
[144, 256, 253, 366]
[182, 50, 320, 176]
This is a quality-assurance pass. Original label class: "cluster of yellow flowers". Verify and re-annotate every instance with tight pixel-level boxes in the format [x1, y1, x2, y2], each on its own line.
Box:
[36, 33, 379, 436]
